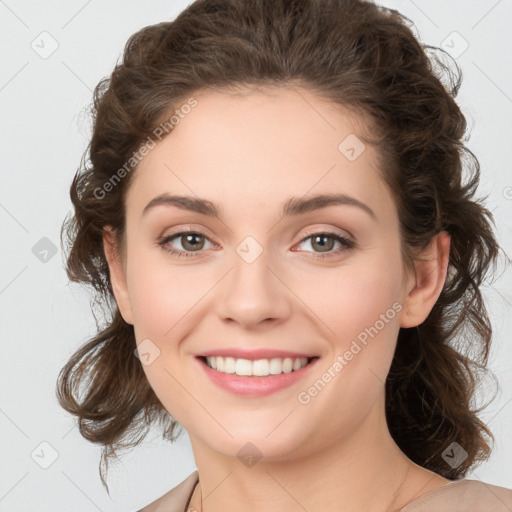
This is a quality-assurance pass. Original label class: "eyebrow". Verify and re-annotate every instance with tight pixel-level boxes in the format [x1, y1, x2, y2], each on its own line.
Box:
[142, 192, 376, 220]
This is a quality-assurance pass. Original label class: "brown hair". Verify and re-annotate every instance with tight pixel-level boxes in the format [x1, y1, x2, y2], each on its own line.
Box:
[56, 0, 502, 491]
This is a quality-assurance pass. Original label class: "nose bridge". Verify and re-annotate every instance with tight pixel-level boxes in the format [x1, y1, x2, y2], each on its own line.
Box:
[216, 234, 291, 327]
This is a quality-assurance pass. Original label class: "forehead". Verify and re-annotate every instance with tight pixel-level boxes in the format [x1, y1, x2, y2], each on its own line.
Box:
[125, 85, 396, 223]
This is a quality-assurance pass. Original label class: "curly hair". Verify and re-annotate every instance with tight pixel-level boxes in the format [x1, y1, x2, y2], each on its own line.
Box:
[56, 0, 502, 491]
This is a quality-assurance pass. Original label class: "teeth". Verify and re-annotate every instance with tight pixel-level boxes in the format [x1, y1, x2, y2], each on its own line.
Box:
[223, 357, 236, 373]
[204, 356, 310, 376]
[252, 359, 269, 376]
[235, 358, 252, 375]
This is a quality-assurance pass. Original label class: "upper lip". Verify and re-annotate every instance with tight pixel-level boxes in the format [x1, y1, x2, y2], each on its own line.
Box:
[195, 348, 318, 361]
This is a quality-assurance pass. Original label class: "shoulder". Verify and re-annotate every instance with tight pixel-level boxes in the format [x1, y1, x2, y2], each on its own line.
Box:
[136, 470, 199, 512]
[399, 479, 512, 512]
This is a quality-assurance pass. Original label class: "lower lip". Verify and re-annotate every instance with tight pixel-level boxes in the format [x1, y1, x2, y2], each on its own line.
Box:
[195, 357, 320, 397]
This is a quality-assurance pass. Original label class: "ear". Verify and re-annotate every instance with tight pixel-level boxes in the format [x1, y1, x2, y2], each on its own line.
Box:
[102, 226, 134, 325]
[399, 231, 451, 328]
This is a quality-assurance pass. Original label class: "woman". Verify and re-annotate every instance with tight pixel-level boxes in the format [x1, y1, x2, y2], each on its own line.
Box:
[56, 0, 512, 510]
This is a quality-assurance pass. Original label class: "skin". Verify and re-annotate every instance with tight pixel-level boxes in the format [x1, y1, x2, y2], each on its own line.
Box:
[103, 85, 452, 512]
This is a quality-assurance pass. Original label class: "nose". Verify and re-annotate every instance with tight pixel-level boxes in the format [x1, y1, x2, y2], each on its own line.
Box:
[216, 245, 292, 329]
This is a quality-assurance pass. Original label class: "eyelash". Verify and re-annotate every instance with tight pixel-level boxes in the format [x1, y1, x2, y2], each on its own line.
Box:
[157, 228, 355, 260]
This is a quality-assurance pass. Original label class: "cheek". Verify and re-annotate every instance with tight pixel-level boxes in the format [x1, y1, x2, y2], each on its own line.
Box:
[292, 250, 404, 412]
[127, 246, 207, 338]
[295, 252, 403, 344]
[127, 251, 208, 422]
[289, 257, 403, 433]
[128, 240, 404, 359]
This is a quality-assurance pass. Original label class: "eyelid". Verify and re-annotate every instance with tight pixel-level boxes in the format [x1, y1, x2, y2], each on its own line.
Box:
[159, 226, 352, 244]
[157, 225, 356, 259]
[298, 226, 354, 244]
[160, 225, 216, 241]
[159, 226, 218, 249]
[292, 228, 356, 258]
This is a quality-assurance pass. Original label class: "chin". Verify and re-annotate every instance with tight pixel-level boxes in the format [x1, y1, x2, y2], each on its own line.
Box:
[194, 422, 312, 463]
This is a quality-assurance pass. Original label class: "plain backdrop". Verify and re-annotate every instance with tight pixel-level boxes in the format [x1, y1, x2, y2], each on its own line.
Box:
[0, 1, 511, 511]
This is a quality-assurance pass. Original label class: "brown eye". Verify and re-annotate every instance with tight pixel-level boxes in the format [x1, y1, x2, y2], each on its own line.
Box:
[295, 231, 355, 259]
[158, 231, 214, 257]
[309, 234, 336, 253]
[179, 233, 206, 251]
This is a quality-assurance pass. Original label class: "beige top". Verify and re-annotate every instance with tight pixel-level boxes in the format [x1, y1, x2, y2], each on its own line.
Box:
[137, 470, 512, 511]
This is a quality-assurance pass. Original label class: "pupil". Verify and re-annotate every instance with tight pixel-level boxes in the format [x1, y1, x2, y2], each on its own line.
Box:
[184, 234, 203, 250]
[313, 235, 333, 252]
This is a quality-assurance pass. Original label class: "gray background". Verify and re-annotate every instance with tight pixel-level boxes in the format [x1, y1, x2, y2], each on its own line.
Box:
[0, 1, 511, 511]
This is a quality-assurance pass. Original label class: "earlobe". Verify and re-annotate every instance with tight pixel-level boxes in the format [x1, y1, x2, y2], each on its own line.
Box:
[102, 226, 134, 325]
[399, 231, 451, 329]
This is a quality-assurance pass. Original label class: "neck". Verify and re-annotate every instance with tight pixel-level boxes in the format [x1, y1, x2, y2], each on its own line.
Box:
[187, 391, 440, 512]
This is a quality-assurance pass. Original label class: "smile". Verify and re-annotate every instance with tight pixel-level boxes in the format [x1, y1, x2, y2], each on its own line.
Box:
[196, 355, 320, 397]
[202, 356, 312, 376]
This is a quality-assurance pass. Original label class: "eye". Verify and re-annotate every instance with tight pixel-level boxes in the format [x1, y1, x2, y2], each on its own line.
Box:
[294, 230, 355, 259]
[157, 230, 215, 258]
[157, 228, 355, 259]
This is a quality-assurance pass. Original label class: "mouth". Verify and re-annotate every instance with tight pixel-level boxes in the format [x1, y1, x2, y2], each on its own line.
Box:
[197, 355, 319, 377]
[195, 354, 320, 397]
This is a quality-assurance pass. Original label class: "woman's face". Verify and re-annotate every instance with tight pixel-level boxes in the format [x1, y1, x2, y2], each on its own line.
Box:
[107, 85, 426, 462]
